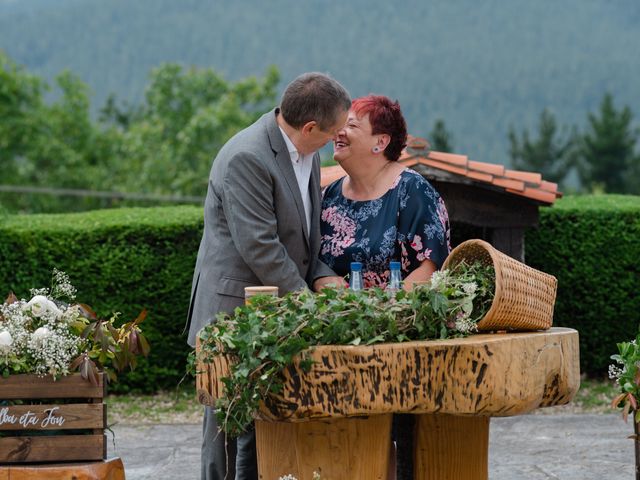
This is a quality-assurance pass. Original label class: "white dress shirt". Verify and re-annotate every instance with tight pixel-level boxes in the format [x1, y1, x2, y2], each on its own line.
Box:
[279, 127, 313, 233]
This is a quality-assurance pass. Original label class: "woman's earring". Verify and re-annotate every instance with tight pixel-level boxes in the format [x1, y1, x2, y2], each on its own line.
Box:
[372, 146, 380, 153]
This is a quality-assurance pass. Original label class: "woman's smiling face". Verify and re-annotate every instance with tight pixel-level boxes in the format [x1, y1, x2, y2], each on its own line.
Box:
[333, 111, 375, 163]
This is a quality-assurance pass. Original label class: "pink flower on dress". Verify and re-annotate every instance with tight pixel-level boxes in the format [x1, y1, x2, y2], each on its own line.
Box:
[400, 242, 411, 271]
[417, 248, 432, 262]
[437, 197, 452, 250]
[410, 234, 423, 252]
[363, 270, 387, 289]
[436, 197, 449, 230]
[321, 206, 356, 257]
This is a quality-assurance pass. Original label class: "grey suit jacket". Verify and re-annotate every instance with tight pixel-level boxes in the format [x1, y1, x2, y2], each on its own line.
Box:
[186, 109, 335, 346]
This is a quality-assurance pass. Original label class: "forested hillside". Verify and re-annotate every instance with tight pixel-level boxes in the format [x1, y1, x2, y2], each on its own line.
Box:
[1, 0, 639, 164]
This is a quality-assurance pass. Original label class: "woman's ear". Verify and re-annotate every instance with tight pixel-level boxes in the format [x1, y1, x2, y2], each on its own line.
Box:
[376, 134, 391, 151]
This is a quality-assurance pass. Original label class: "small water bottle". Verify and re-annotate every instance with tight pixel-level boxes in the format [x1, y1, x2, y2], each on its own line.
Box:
[387, 261, 402, 293]
[349, 262, 363, 291]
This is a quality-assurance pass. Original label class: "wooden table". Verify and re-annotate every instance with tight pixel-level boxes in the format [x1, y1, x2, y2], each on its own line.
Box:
[0, 457, 124, 480]
[198, 327, 580, 480]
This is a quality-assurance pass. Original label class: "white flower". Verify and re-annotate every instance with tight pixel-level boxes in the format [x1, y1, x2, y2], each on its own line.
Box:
[0, 330, 13, 350]
[61, 305, 82, 324]
[429, 270, 447, 290]
[454, 311, 477, 334]
[52, 269, 77, 300]
[24, 295, 62, 319]
[462, 282, 477, 295]
[32, 327, 51, 342]
[609, 364, 625, 380]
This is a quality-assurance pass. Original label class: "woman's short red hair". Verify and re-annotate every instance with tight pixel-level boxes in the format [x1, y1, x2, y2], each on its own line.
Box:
[351, 95, 408, 161]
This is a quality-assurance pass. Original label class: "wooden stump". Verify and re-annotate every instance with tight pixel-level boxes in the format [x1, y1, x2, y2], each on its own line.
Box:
[256, 328, 580, 420]
[197, 328, 580, 479]
[0, 457, 124, 480]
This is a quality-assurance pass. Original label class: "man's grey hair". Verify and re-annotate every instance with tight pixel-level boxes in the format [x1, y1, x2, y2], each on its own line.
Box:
[280, 72, 351, 131]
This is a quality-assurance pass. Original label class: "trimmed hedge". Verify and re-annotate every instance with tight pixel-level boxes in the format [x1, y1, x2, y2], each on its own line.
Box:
[0, 206, 203, 392]
[0, 195, 638, 390]
[526, 194, 640, 375]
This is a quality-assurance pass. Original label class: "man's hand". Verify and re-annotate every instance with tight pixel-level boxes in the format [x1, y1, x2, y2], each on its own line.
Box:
[313, 276, 348, 291]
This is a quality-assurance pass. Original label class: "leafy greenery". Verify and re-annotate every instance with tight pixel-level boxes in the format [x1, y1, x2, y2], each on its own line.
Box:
[609, 334, 640, 423]
[0, 195, 638, 391]
[0, 51, 279, 213]
[0, 269, 150, 383]
[526, 194, 640, 375]
[196, 262, 495, 437]
[0, 206, 203, 392]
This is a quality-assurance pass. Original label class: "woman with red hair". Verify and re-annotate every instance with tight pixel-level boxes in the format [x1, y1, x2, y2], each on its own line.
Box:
[320, 94, 451, 289]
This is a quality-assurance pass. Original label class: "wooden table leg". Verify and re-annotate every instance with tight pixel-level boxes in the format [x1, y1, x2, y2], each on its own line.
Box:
[414, 414, 490, 480]
[0, 457, 125, 480]
[256, 414, 392, 480]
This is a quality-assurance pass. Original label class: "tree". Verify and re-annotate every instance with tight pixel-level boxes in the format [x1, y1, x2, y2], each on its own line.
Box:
[0, 52, 281, 212]
[508, 109, 576, 186]
[0, 51, 46, 171]
[0, 53, 113, 212]
[110, 64, 280, 197]
[578, 93, 639, 194]
[428, 119, 454, 153]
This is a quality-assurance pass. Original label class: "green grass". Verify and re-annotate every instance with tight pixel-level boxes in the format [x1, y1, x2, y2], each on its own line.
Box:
[572, 377, 617, 411]
[107, 384, 202, 425]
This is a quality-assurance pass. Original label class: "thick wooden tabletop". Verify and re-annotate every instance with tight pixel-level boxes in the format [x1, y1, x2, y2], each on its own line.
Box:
[198, 327, 580, 422]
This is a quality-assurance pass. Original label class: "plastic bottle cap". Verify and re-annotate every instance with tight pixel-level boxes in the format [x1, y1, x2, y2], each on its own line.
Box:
[390, 261, 401, 270]
[350, 262, 362, 272]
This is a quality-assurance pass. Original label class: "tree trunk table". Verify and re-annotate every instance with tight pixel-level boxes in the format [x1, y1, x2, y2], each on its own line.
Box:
[0, 457, 124, 480]
[197, 327, 580, 480]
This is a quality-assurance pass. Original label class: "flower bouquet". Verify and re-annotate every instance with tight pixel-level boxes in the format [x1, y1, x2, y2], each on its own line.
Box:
[0, 269, 150, 464]
[610, 335, 640, 480]
[0, 269, 150, 383]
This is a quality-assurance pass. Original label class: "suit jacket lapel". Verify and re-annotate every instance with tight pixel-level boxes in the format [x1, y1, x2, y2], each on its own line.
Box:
[265, 109, 310, 244]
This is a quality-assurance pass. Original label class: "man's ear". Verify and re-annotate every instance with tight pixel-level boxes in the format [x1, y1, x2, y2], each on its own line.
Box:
[301, 121, 317, 136]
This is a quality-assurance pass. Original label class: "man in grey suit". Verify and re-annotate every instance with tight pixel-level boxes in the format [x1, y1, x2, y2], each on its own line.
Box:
[186, 72, 351, 480]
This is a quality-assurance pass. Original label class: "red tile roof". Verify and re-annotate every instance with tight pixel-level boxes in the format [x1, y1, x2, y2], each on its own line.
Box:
[320, 135, 562, 204]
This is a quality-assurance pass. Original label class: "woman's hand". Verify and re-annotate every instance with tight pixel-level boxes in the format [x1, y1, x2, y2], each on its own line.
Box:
[403, 259, 437, 291]
[313, 276, 348, 291]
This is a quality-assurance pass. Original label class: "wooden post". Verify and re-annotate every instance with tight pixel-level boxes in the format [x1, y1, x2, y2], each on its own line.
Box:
[255, 414, 392, 480]
[414, 414, 490, 480]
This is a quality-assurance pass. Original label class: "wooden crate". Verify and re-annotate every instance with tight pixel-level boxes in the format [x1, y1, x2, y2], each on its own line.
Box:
[0, 373, 106, 464]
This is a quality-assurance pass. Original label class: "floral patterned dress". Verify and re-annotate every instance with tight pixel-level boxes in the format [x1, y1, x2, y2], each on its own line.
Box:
[320, 168, 451, 288]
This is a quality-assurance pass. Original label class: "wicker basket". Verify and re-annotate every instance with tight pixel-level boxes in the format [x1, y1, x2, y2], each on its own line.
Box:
[442, 239, 557, 331]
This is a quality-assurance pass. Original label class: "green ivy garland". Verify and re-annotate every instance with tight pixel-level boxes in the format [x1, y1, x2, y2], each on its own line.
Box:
[195, 261, 495, 437]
